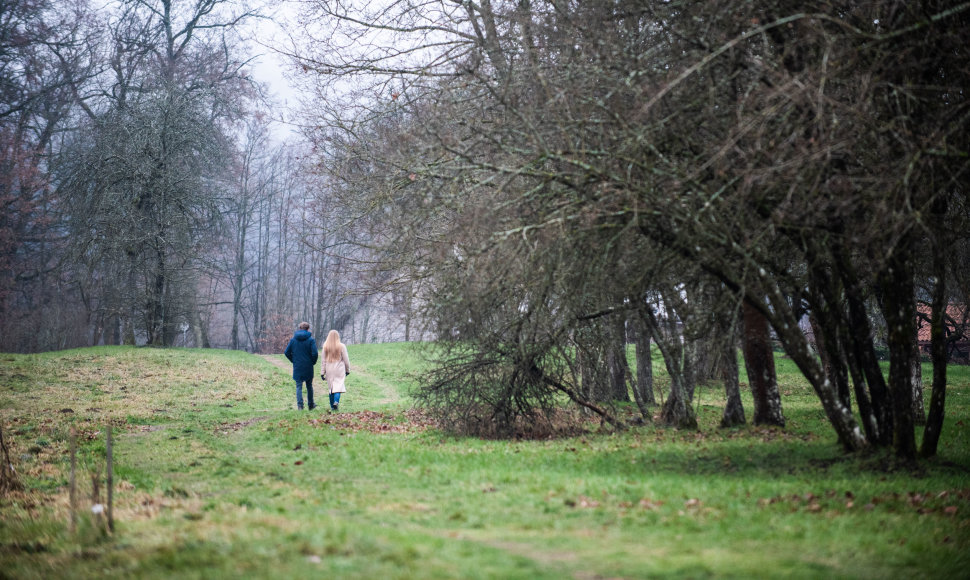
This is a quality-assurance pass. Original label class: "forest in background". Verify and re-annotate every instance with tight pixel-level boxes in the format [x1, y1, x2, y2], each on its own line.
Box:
[0, 0, 418, 356]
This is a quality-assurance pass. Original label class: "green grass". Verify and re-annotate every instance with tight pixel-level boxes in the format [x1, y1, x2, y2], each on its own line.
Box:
[1, 343, 968, 579]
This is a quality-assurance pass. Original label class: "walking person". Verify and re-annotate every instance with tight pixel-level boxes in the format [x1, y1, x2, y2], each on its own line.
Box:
[284, 322, 319, 410]
[321, 330, 351, 412]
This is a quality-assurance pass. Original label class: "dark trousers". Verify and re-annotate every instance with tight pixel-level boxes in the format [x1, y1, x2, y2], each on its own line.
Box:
[295, 379, 315, 410]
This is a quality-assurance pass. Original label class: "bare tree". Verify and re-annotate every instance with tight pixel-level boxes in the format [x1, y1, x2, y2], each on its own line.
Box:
[290, 1, 970, 459]
[56, 0, 258, 346]
[0, 0, 102, 352]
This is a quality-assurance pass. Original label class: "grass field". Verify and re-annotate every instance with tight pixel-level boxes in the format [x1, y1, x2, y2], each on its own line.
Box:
[1, 343, 969, 579]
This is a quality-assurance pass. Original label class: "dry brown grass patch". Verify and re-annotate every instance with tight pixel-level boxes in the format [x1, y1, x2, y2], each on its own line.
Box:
[307, 409, 437, 434]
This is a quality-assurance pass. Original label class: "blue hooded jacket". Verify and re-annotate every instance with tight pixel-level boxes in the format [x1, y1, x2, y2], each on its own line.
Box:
[284, 329, 318, 381]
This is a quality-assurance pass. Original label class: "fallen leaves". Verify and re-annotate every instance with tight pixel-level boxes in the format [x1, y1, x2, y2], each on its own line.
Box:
[563, 494, 667, 512]
[306, 409, 437, 435]
[213, 416, 267, 435]
[758, 488, 970, 517]
[563, 495, 599, 508]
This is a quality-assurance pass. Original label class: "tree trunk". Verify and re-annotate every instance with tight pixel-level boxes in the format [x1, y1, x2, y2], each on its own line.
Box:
[147, 248, 166, 345]
[643, 309, 696, 429]
[692, 334, 721, 385]
[404, 283, 413, 342]
[607, 315, 630, 402]
[741, 299, 785, 427]
[191, 306, 205, 349]
[842, 277, 893, 447]
[798, 246, 872, 450]
[921, 232, 948, 457]
[660, 368, 697, 429]
[683, 337, 697, 402]
[878, 253, 918, 462]
[577, 345, 596, 414]
[810, 314, 851, 409]
[910, 328, 926, 425]
[720, 337, 745, 428]
[161, 276, 177, 346]
[123, 313, 136, 345]
[632, 315, 656, 406]
[842, 339, 880, 443]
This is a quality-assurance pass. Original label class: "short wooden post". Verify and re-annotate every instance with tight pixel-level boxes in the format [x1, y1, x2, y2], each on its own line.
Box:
[69, 426, 77, 534]
[106, 425, 114, 533]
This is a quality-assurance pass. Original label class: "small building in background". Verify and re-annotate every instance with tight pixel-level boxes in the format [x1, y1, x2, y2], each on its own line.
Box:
[916, 303, 970, 364]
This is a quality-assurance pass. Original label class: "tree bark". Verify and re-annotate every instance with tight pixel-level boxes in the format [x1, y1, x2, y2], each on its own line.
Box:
[643, 308, 696, 429]
[632, 314, 656, 406]
[720, 336, 745, 428]
[878, 252, 918, 462]
[607, 315, 630, 402]
[741, 299, 785, 427]
[910, 327, 926, 425]
[810, 314, 851, 409]
[841, 274, 893, 447]
[683, 337, 697, 402]
[921, 220, 948, 457]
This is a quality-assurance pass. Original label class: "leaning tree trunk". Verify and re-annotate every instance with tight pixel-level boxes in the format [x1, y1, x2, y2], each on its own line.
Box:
[741, 299, 785, 427]
[577, 341, 609, 409]
[627, 312, 654, 424]
[715, 301, 745, 428]
[810, 314, 851, 409]
[921, 227, 948, 458]
[842, 272, 893, 447]
[643, 309, 696, 429]
[660, 365, 696, 429]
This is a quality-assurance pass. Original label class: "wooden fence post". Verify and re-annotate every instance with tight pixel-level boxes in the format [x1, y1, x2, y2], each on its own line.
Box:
[69, 426, 77, 534]
[106, 425, 114, 533]
[0, 422, 24, 494]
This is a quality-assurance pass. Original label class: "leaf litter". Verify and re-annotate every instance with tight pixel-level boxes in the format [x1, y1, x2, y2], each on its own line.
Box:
[306, 409, 437, 434]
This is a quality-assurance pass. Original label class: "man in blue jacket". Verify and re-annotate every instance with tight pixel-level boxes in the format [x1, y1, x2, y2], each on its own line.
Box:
[284, 322, 319, 410]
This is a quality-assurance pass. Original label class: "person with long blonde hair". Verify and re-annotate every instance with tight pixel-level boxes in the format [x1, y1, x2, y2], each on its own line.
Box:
[320, 330, 351, 411]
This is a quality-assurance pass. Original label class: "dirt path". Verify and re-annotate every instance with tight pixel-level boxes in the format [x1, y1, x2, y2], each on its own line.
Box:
[352, 368, 401, 405]
[258, 354, 290, 373]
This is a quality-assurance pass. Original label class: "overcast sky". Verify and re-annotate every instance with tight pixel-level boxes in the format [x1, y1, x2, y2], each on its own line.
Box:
[247, 2, 304, 140]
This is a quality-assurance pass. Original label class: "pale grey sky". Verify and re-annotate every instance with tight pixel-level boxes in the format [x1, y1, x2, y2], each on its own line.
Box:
[247, 2, 304, 140]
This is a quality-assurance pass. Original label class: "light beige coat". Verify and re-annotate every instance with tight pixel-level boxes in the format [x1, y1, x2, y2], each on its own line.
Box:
[323, 344, 351, 394]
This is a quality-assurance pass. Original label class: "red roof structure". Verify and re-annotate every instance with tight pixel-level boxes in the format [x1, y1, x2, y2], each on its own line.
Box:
[916, 303, 970, 363]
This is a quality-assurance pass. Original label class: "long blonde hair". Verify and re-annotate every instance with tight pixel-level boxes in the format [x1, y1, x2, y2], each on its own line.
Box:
[323, 330, 343, 362]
